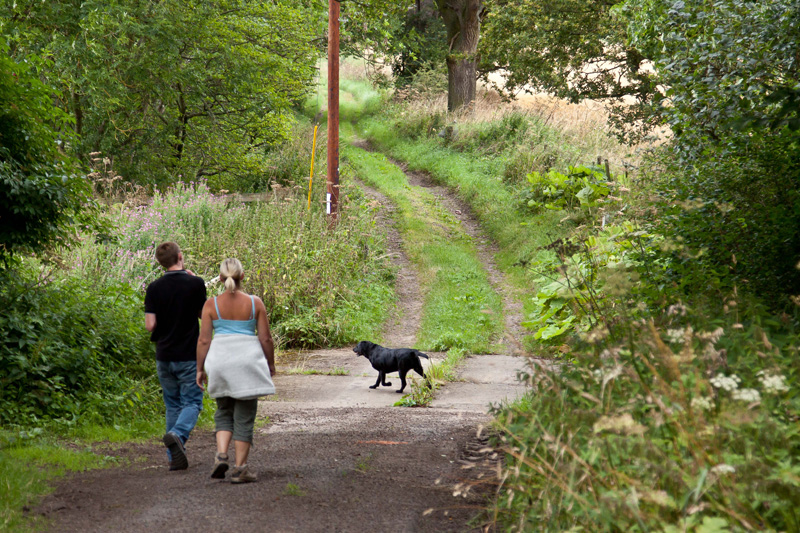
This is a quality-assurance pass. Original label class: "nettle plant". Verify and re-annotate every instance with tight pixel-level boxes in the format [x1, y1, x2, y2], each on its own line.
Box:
[521, 165, 615, 213]
[492, 314, 800, 531]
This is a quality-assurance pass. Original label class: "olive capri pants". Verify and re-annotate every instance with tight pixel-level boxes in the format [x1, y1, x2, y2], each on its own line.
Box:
[214, 397, 258, 443]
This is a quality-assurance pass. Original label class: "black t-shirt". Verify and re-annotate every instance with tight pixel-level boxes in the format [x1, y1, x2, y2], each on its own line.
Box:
[144, 271, 207, 362]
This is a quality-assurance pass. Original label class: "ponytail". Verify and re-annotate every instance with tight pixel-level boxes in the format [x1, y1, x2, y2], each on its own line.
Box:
[219, 258, 244, 293]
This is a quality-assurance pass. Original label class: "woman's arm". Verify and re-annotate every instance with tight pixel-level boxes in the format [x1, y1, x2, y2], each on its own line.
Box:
[196, 300, 214, 389]
[255, 297, 276, 375]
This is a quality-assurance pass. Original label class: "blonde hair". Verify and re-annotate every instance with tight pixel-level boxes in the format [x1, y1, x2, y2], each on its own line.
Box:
[219, 258, 244, 293]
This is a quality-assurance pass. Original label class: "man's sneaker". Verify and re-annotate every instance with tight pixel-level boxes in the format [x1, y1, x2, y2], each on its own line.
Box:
[163, 432, 188, 471]
[211, 453, 229, 479]
[230, 465, 257, 483]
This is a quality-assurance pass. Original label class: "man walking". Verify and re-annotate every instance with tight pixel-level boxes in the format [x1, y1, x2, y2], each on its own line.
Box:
[145, 242, 207, 470]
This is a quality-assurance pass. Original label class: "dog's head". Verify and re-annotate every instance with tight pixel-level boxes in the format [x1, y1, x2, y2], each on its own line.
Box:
[353, 340, 375, 357]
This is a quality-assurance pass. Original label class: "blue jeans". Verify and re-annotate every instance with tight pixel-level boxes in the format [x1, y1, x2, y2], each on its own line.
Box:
[156, 360, 203, 457]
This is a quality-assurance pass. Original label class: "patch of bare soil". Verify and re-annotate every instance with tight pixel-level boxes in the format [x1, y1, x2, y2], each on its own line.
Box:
[36, 410, 499, 533]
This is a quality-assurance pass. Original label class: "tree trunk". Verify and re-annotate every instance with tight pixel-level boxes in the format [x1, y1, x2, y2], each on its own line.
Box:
[436, 0, 484, 112]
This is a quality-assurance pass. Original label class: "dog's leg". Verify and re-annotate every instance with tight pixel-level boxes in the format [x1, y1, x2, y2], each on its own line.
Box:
[396, 370, 408, 393]
[381, 371, 392, 387]
[370, 373, 381, 389]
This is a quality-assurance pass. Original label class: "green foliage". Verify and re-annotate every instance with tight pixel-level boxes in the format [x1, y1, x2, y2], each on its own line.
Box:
[622, 0, 800, 303]
[390, 6, 448, 86]
[2, 0, 323, 187]
[481, 0, 657, 138]
[0, 42, 92, 258]
[0, 267, 157, 428]
[208, 118, 324, 193]
[523, 223, 656, 343]
[522, 165, 613, 212]
[492, 310, 800, 531]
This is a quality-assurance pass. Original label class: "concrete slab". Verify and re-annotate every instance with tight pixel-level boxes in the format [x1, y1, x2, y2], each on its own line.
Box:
[268, 374, 418, 409]
[455, 354, 529, 385]
[278, 348, 440, 376]
[429, 382, 527, 411]
[269, 350, 529, 414]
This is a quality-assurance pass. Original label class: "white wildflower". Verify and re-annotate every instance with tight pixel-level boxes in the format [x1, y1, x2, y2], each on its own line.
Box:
[666, 328, 686, 344]
[710, 374, 740, 392]
[757, 371, 790, 394]
[584, 325, 610, 344]
[667, 303, 687, 316]
[731, 388, 760, 403]
[591, 365, 624, 386]
[697, 327, 724, 344]
[710, 464, 736, 475]
[690, 396, 713, 411]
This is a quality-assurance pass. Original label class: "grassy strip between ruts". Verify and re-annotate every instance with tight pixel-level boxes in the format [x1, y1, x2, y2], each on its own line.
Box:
[341, 139, 504, 355]
[355, 116, 571, 348]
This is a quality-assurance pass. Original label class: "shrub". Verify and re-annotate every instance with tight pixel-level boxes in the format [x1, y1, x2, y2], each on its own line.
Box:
[0, 267, 157, 428]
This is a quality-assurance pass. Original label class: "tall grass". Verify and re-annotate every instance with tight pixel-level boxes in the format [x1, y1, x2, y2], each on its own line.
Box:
[64, 182, 395, 347]
[492, 312, 800, 531]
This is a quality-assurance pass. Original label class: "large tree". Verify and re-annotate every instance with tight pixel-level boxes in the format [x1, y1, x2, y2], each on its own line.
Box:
[435, 0, 485, 111]
[0, 43, 90, 258]
[2, 0, 324, 186]
[480, 0, 657, 139]
[341, 1, 485, 112]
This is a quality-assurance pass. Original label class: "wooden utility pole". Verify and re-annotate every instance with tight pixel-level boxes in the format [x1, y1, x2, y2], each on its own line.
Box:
[327, 0, 340, 221]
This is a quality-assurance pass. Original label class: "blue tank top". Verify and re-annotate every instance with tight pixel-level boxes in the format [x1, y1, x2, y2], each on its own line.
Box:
[212, 296, 257, 336]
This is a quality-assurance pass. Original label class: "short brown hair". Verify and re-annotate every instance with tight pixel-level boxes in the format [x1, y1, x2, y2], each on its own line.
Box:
[155, 242, 181, 269]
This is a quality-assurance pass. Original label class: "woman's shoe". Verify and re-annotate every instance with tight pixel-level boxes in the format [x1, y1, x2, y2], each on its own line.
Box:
[230, 465, 257, 483]
[210, 453, 229, 479]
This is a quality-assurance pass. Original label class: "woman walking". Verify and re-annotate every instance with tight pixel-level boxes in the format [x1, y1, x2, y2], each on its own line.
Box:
[197, 258, 276, 483]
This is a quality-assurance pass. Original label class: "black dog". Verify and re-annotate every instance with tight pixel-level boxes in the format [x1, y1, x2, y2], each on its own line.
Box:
[353, 341, 429, 393]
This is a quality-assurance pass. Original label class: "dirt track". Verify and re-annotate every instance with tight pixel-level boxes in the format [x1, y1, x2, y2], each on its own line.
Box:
[34, 151, 530, 532]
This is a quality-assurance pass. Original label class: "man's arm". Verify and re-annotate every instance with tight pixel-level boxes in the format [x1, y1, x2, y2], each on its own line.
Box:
[145, 313, 157, 332]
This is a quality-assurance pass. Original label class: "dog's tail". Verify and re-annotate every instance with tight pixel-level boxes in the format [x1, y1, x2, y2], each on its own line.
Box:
[416, 350, 429, 359]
